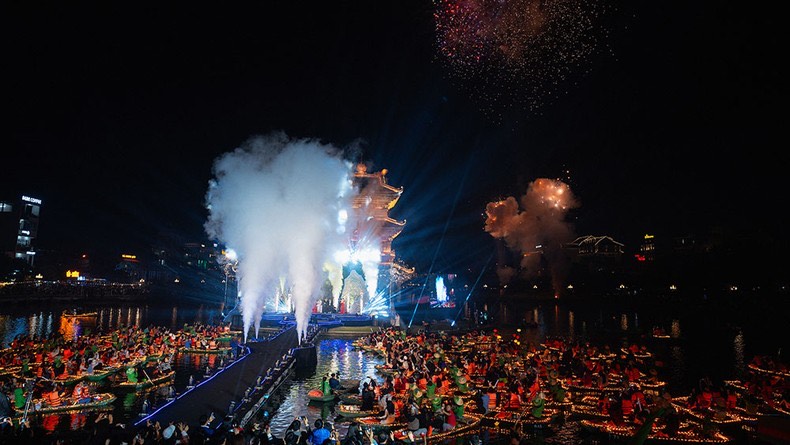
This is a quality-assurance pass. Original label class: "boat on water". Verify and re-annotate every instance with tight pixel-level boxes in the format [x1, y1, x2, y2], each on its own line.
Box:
[479, 407, 560, 432]
[375, 365, 397, 375]
[570, 401, 612, 420]
[181, 346, 232, 354]
[337, 404, 379, 418]
[391, 413, 482, 444]
[51, 373, 87, 386]
[61, 310, 98, 319]
[0, 365, 21, 378]
[307, 389, 336, 403]
[115, 370, 175, 391]
[85, 366, 123, 382]
[355, 416, 408, 431]
[747, 363, 790, 378]
[580, 419, 735, 444]
[18, 393, 117, 415]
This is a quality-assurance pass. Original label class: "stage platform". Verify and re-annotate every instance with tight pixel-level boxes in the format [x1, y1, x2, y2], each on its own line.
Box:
[137, 327, 300, 428]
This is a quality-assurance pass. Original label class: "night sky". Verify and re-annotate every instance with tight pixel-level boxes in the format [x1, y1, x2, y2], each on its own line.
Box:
[4, 2, 782, 273]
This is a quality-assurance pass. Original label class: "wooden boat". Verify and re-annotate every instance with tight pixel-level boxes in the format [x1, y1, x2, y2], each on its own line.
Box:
[672, 400, 758, 426]
[19, 393, 117, 415]
[640, 380, 669, 393]
[545, 399, 573, 410]
[62, 311, 98, 319]
[85, 366, 123, 382]
[580, 419, 735, 444]
[570, 402, 611, 420]
[375, 365, 397, 375]
[747, 363, 790, 378]
[363, 347, 386, 356]
[479, 407, 559, 431]
[181, 346, 232, 354]
[564, 381, 621, 395]
[621, 348, 653, 360]
[337, 404, 379, 418]
[356, 416, 408, 431]
[0, 366, 22, 377]
[392, 412, 482, 444]
[116, 370, 175, 391]
[52, 373, 87, 386]
[307, 389, 336, 403]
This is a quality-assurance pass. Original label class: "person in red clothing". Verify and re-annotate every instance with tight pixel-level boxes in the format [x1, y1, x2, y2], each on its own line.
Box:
[726, 389, 738, 410]
[597, 393, 610, 415]
[626, 364, 641, 382]
[631, 385, 646, 409]
[441, 399, 457, 431]
[621, 396, 634, 419]
[507, 386, 522, 410]
[72, 381, 93, 404]
[697, 387, 713, 409]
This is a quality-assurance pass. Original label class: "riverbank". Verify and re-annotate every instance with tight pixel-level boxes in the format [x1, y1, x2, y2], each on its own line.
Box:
[0, 280, 149, 303]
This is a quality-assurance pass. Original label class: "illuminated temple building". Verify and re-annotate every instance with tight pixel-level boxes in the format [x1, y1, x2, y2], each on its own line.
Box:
[335, 164, 407, 314]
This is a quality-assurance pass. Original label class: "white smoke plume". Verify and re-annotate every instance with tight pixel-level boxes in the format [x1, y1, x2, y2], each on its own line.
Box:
[204, 132, 355, 343]
[484, 178, 579, 295]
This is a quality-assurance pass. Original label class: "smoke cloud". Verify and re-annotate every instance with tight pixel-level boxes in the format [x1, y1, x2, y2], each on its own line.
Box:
[484, 178, 579, 295]
[204, 133, 355, 343]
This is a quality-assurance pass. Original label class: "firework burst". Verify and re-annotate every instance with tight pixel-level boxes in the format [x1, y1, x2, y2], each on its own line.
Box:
[434, 0, 613, 119]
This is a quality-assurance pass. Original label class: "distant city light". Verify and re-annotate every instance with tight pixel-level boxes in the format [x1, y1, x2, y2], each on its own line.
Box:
[22, 195, 42, 205]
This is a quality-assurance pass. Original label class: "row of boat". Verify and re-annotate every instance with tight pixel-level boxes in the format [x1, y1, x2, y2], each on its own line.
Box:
[336, 326, 789, 444]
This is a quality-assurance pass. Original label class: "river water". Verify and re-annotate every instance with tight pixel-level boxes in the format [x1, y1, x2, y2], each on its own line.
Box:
[0, 295, 785, 443]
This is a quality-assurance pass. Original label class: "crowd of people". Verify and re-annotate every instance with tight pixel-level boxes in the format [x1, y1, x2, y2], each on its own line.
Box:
[1, 317, 786, 444]
[0, 320, 241, 444]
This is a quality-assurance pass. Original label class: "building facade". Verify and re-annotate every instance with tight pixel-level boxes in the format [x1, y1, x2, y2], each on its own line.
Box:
[0, 194, 43, 271]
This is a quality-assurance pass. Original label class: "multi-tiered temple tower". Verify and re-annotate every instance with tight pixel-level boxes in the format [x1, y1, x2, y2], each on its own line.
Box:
[338, 164, 405, 313]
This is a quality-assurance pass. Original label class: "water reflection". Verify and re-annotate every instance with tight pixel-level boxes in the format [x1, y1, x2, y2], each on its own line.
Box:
[671, 319, 682, 339]
[0, 303, 221, 348]
[669, 345, 686, 391]
[266, 337, 384, 438]
[733, 330, 745, 378]
[568, 311, 575, 339]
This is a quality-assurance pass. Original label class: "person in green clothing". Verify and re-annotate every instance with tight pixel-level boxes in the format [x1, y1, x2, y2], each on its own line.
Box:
[426, 379, 437, 400]
[320, 375, 332, 395]
[431, 395, 443, 413]
[531, 392, 545, 418]
[452, 396, 465, 421]
[126, 366, 139, 383]
[21, 357, 31, 378]
[413, 390, 425, 405]
[13, 382, 26, 410]
[552, 385, 567, 403]
[457, 376, 469, 394]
